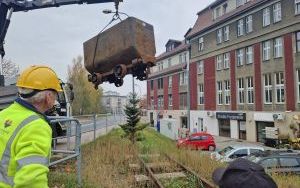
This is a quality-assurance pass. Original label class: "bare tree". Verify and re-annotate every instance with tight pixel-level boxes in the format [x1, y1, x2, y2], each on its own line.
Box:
[1, 59, 19, 78]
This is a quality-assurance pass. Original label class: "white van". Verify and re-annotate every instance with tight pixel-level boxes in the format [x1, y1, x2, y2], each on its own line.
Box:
[211, 145, 264, 163]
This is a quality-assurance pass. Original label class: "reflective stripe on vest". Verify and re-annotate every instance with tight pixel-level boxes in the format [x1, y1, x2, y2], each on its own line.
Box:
[17, 156, 49, 170]
[0, 115, 40, 186]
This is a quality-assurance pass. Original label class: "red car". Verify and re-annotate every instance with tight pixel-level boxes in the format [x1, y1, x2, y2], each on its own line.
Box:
[177, 132, 216, 151]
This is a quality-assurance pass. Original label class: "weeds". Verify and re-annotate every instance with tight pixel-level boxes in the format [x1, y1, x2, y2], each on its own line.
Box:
[49, 128, 300, 188]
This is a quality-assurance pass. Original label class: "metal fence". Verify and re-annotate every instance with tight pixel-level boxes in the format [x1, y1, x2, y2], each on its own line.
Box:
[48, 116, 82, 185]
[49, 113, 125, 186]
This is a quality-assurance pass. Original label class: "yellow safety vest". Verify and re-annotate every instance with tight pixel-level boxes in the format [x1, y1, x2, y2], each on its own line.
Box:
[0, 100, 52, 188]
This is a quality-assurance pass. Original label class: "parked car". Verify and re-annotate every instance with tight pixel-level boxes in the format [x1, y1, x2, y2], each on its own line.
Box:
[177, 132, 216, 151]
[246, 150, 300, 175]
[211, 145, 264, 162]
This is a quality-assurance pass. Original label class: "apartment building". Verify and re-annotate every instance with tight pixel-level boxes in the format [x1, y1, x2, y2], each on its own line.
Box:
[102, 91, 127, 115]
[148, 0, 300, 143]
[147, 39, 190, 128]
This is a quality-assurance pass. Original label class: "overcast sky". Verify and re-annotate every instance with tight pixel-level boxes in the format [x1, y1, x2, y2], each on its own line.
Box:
[5, 0, 214, 96]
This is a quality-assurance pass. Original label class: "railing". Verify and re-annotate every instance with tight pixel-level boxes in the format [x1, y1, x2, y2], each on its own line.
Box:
[48, 116, 82, 186]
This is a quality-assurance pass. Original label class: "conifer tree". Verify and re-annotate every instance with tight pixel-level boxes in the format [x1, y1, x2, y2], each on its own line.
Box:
[119, 92, 148, 143]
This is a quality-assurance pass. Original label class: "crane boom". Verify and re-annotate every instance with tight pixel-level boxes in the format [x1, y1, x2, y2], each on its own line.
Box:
[0, 0, 120, 57]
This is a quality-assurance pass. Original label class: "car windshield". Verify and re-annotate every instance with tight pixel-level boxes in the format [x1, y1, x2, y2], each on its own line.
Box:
[218, 146, 234, 156]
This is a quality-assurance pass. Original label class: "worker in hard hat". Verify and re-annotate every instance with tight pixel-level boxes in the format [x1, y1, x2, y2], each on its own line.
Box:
[0, 65, 62, 188]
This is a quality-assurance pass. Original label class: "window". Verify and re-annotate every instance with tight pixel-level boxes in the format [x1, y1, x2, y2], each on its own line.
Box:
[224, 80, 231, 105]
[296, 0, 300, 15]
[275, 72, 285, 103]
[217, 28, 223, 44]
[217, 81, 223, 105]
[263, 7, 271, 27]
[180, 72, 187, 85]
[245, 15, 253, 33]
[250, 149, 262, 154]
[297, 69, 300, 102]
[279, 157, 300, 168]
[236, 0, 249, 7]
[181, 53, 187, 63]
[168, 76, 172, 88]
[223, 53, 230, 69]
[158, 95, 164, 108]
[237, 48, 244, 66]
[158, 78, 163, 89]
[246, 46, 253, 64]
[215, 6, 221, 18]
[198, 37, 204, 51]
[259, 158, 279, 169]
[264, 74, 273, 104]
[223, 3, 228, 14]
[224, 25, 230, 41]
[237, 19, 244, 36]
[198, 60, 204, 74]
[150, 97, 154, 108]
[168, 58, 171, 67]
[263, 41, 271, 61]
[216, 55, 223, 70]
[273, 2, 282, 23]
[274, 37, 283, 58]
[198, 84, 204, 105]
[179, 93, 187, 108]
[296, 32, 300, 52]
[229, 149, 248, 158]
[168, 94, 173, 106]
[238, 78, 245, 104]
[150, 80, 154, 90]
[247, 77, 254, 104]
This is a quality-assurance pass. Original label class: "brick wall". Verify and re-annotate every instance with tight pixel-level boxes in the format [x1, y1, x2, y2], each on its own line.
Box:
[204, 57, 216, 110]
[153, 79, 158, 110]
[254, 43, 262, 111]
[190, 62, 198, 110]
[163, 76, 169, 110]
[284, 33, 296, 111]
[172, 74, 179, 110]
[230, 50, 237, 110]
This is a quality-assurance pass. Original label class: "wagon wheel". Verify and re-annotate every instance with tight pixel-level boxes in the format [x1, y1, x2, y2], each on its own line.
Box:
[114, 77, 124, 87]
[113, 64, 127, 78]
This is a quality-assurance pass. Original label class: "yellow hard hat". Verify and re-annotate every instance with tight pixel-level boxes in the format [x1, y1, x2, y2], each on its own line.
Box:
[16, 65, 63, 92]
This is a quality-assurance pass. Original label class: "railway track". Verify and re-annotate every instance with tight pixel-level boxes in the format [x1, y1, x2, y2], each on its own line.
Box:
[131, 153, 216, 188]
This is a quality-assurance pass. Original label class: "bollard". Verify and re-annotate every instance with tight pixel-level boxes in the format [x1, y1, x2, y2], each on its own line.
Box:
[106, 113, 108, 133]
[93, 113, 96, 142]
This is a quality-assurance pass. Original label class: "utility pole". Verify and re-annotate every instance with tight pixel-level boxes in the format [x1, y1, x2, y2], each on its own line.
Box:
[132, 75, 135, 95]
[186, 57, 190, 131]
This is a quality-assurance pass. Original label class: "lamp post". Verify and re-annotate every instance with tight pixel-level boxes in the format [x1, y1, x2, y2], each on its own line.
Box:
[187, 58, 190, 131]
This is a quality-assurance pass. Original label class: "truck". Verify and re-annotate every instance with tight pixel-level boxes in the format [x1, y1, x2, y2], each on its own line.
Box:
[0, 78, 74, 140]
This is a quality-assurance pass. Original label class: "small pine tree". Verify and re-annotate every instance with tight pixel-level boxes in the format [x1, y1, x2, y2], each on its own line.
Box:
[119, 92, 148, 143]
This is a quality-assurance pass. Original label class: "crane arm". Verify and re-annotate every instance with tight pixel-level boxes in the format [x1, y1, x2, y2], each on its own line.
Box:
[0, 0, 121, 57]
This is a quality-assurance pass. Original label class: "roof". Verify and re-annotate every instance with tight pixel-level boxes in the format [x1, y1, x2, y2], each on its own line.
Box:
[186, 0, 266, 39]
[148, 62, 186, 79]
[165, 39, 181, 47]
[156, 41, 189, 61]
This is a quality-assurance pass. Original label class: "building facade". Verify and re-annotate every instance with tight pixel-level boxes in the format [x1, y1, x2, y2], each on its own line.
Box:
[102, 91, 127, 115]
[148, 0, 300, 143]
[147, 39, 190, 128]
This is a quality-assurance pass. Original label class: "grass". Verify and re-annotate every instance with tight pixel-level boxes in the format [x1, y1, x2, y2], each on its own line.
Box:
[49, 127, 300, 188]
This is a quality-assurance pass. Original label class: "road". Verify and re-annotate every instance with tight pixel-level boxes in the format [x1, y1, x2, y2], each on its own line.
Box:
[53, 115, 125, 149]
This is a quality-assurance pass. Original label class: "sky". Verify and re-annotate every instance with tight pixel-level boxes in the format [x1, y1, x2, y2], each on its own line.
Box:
[5, 0, 214, 96]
